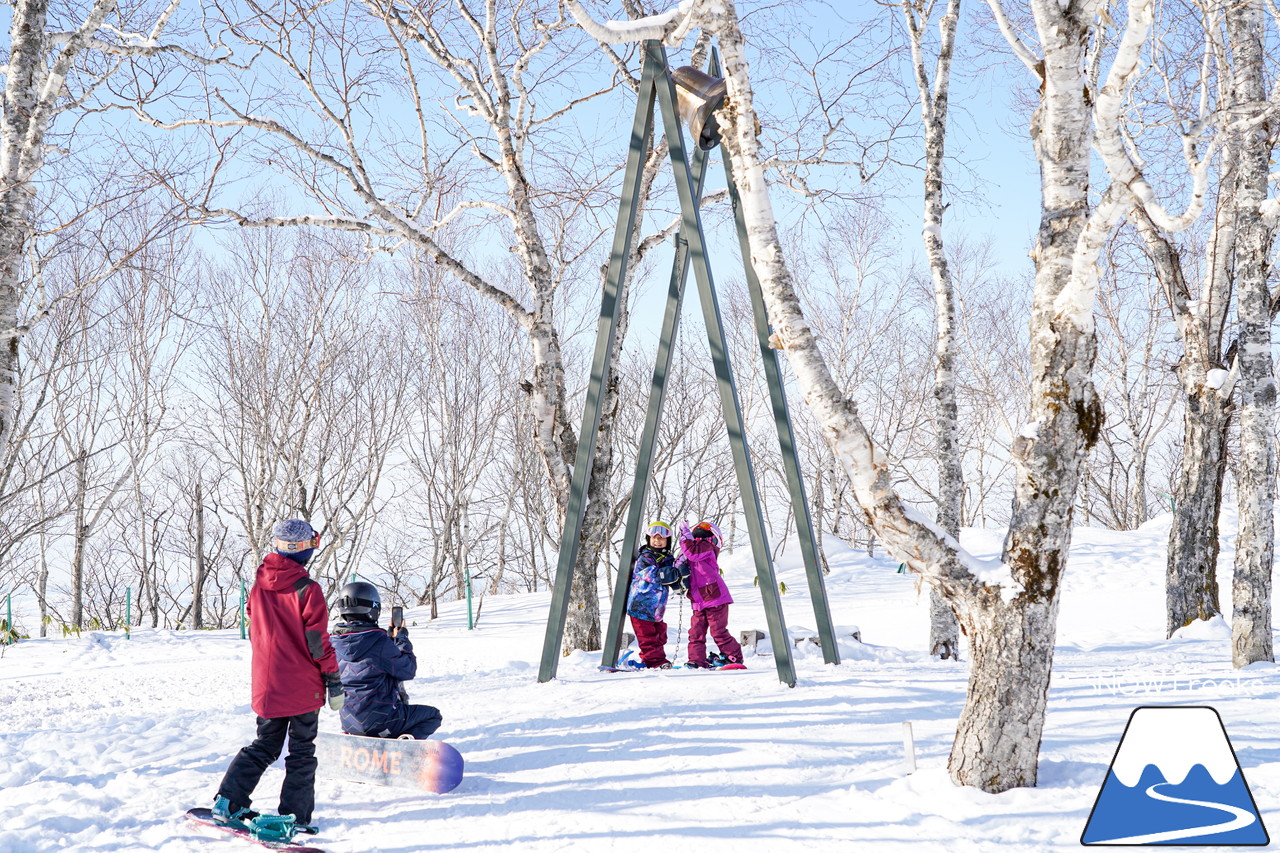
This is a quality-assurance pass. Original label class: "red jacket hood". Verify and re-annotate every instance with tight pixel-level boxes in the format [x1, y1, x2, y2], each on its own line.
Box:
[257, 552, 311, 592]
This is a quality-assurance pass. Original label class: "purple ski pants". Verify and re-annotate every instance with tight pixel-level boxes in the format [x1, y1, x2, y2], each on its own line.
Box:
[687, 603, 742, 665]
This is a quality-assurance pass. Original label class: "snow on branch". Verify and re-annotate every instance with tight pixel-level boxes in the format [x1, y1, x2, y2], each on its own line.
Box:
[565, 0, 700, 45]
[1093, 0, 1214, 234]
[1263, 198, 1280, 228]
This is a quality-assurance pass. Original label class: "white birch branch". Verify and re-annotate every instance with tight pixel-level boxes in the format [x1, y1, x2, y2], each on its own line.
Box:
[983, 0, 1042, 75]
[1092, 0, 1213, 233]
[565, 0, 701, 45]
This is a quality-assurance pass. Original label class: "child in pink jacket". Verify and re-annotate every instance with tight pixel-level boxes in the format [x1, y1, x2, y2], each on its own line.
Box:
[676, 520, 744, 668]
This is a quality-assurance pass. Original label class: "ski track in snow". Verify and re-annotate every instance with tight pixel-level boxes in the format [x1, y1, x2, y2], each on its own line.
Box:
[1, 512, 1278, 851]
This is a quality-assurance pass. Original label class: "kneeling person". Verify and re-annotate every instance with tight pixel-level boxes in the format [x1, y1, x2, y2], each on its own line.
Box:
[331, 582, 442, 740]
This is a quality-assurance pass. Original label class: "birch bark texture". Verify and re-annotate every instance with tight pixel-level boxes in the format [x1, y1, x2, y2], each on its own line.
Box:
[902, 0, 963, 662]
[1134, 204, 1228, 636]
[1224, 0, 1275, 668]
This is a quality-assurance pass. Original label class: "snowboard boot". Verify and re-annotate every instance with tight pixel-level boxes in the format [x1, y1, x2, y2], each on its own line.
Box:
[684, 660, 713, 669]
[211, 796, 259, 830]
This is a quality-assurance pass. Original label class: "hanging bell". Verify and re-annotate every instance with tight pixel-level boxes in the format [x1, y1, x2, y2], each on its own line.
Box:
[670, 66, 728, 151]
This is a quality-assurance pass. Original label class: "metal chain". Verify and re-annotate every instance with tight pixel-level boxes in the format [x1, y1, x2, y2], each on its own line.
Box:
[672, 590, 685, 664]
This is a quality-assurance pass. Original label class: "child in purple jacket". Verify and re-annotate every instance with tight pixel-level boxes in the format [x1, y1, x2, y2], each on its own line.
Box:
[676, 520, 744, 668]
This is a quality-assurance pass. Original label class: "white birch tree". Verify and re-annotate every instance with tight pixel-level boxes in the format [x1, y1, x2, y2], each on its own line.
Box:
[0, 0, 214, 461]
[1223, 0, 1275, 667]
[568, 0, 1214, 790]
[902, 0, 963, 660]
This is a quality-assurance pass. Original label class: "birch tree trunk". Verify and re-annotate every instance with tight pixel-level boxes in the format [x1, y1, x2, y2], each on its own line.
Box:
[904, 0, 963, 662]
[1132, 207, 1229, 636]
[69, 455, 85, 628]
[193, 477, 206, 630]
[1225, 0, 1274, 668]
[715, 0, 1102, 788]
[1, 0, 189, 460]
[0, 0, 52, 461]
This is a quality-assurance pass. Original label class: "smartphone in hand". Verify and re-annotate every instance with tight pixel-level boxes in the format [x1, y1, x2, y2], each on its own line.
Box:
[391, 606, 404, 631]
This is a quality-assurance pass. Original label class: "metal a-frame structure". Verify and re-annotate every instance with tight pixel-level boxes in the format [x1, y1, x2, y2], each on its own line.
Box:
[537, 42, 838, 688]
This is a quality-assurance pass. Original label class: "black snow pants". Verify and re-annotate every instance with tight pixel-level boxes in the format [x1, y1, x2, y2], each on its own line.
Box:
[217, 711, 319, 824]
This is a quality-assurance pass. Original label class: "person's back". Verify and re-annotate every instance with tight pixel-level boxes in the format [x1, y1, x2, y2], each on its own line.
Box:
[331, 582, 442, 740]
[213, 518, 344, 843]
[249, 552, 336, 717]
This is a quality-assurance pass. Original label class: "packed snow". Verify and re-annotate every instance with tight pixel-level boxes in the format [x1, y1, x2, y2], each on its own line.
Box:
[2, 512, 1278, 852]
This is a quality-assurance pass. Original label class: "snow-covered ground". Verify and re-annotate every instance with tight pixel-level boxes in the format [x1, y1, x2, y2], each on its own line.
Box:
[2, 513, 1277, 852]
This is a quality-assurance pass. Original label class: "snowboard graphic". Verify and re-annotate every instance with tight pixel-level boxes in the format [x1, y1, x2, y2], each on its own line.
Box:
[1081, 706, 1269, 846]
[185, 808, 325, 853]
[314, 731, 464, 794]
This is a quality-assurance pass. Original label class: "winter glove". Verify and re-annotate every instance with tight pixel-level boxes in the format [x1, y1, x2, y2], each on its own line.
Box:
[677, 521, 693, 542]
[663, 563, 691, 598]
[323, 672, 345, 711]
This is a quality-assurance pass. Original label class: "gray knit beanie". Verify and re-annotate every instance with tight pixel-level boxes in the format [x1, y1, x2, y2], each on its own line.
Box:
[272, 518, 316, 552]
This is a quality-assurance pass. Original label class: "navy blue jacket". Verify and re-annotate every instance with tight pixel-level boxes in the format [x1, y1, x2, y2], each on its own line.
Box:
[331, 621, 418, 737]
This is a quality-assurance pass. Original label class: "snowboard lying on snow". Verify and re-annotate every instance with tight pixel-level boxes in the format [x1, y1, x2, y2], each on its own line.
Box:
[313, 730, 465, 794]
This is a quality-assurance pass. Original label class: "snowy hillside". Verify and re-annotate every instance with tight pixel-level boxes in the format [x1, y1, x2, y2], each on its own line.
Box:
[2, 514, 1278, 852]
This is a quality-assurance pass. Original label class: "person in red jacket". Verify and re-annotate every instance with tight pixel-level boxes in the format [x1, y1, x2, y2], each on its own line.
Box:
[212, 519, 344, 840]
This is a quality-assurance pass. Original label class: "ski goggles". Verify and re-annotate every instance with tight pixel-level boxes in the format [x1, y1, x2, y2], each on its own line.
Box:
[276, 532, 321, 553]
[645, 521, 673, 538]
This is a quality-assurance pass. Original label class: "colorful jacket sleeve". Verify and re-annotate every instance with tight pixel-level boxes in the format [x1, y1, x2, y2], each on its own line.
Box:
[301, 583, 339, 677]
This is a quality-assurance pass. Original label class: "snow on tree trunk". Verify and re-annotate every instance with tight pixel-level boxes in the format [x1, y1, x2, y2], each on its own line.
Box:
[1225, 0, 1274, 668]
[904, 0, 963, 662]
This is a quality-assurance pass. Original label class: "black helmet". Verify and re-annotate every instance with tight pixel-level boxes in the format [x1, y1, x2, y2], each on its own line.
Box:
[337, 581, 381, 623]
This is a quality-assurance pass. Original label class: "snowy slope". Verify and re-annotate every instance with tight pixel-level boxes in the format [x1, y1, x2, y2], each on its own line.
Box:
[1, 513, 1277, 852]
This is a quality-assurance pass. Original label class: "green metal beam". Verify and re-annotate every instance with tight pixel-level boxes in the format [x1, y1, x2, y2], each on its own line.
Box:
[653, 43, 796, 687]
[600, 143, 710, 669]
[716, 55, 839, 665]
[537, 49, 659, 684]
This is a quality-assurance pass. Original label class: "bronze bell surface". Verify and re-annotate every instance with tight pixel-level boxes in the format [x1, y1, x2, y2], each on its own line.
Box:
[670, 66, 728, 151]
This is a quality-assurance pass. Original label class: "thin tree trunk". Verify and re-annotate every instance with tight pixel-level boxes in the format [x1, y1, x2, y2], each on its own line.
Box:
[1132, 207, 1229, 635]
[193, 477, 206, 630]
[70, 455, 88, 628]
[0, 0, 48, 460]
[1169, 388, 1228, 632]
[905, 0, 963, 662]
[1226, 0, 1274, 668]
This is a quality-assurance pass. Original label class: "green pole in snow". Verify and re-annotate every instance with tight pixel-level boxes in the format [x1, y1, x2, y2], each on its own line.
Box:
[125, 587, 131, 638]
[5, 592, 10, 635]
[465, 565, 474, 631]
[239, 580, 247, 640]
